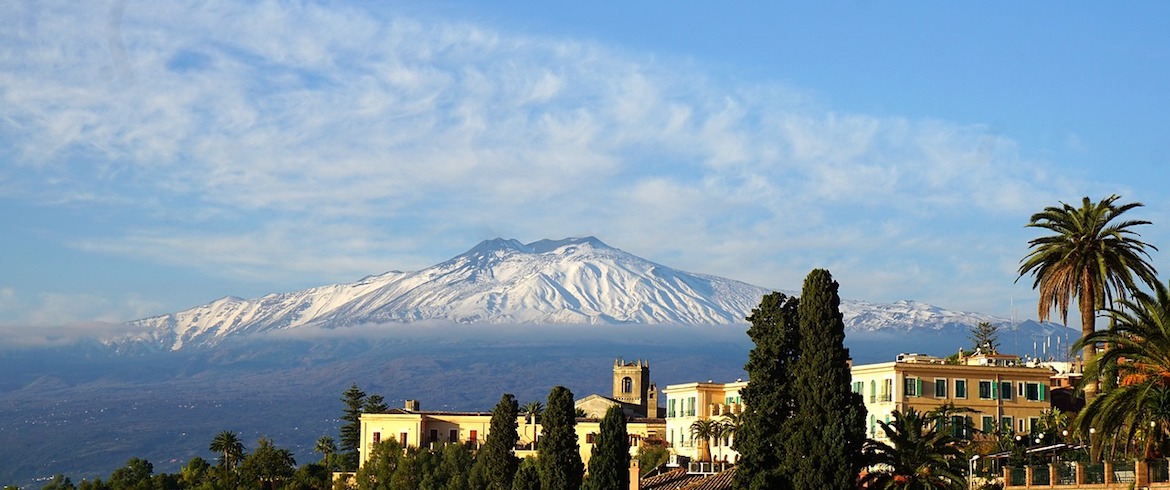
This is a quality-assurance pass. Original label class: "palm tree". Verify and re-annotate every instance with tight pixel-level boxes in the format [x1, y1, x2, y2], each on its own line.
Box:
[689, 419, 716, 462]
[1074, 279, 1170, 458]
[859, 408, 966, 490]
[522, 400, 543, 450]
[1018, 195, 1158, 398]
[209, 430, 245, 470]
[314, 435, 337, 466]
[720, 411, 741, 462]
[710, 421, 733, 463]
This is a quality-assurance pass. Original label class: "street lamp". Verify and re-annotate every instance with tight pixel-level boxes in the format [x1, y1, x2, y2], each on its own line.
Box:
[969, 454, 980, 490]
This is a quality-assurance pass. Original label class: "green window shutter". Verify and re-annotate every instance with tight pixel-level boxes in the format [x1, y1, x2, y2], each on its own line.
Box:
[1039, 384, 1046, 401]
[916, 378, 923, 397]
[991, 382, 998, 400]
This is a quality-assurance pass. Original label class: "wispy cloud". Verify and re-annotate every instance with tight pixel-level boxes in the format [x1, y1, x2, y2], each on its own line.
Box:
[0, 0, 1077, 322]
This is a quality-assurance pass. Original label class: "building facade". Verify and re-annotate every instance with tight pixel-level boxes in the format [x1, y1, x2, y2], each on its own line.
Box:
[661, 380, 747, 463]
[850, 352, 1055, 442]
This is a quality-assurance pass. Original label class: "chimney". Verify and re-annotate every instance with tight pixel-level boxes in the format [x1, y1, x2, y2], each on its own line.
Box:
[405, 399, 420, 411]
[629, 459, 640, 490]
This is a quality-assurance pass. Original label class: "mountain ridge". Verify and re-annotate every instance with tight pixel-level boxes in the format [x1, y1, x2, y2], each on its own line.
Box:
[122, 236, 1074, 351]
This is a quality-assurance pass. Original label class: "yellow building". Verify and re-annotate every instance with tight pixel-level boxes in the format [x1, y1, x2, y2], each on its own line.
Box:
[850, 352, 1055, 441]
[661, 380, 747, 463]
[358, 360, 667, 470]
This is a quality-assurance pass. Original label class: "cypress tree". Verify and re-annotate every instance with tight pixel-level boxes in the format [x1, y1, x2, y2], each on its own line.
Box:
[339, 384, 367, 470]
[733, 291, 800, 490]
[538, 386, 584, 490]
[788, 269, 867, 489]
[470, 394, 521, 490]
[585, 405, 629, 490]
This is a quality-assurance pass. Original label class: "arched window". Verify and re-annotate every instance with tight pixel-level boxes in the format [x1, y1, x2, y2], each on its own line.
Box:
[622, 376, 633, 393]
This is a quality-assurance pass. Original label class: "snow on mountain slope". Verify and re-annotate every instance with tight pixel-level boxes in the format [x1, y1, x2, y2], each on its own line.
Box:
[124, 236, 1074, 351]
[127, 237, 770, 350]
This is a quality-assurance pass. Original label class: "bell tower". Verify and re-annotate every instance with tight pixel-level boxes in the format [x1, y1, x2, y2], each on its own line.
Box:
[613, 358, 652, 414]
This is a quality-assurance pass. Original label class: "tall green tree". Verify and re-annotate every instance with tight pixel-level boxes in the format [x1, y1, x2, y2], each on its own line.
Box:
[340, 384, 367, 470]
[239, 437, 297, 490]
[364, 394, 389, 414]
[789, 269, 867, 489]
[538, 386, 584, 490]
[314, 435, 338, 467]
[1074, 278, 1170, 458]
[858, 408, 966, 490]
[585, 405, 629, 490]
[470, 394, 521, 490]
[209, 430, 245, 470]
[1018, 195, 1158, 398]
[733, 291, 800, 490]
[968, 321, 1001, 354]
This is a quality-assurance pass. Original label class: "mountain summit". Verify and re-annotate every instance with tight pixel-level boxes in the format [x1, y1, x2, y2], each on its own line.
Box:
[128, 237, 771, 350]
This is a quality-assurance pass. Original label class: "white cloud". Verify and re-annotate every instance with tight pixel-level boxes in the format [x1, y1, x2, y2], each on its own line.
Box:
[0, 0, 1080, 322]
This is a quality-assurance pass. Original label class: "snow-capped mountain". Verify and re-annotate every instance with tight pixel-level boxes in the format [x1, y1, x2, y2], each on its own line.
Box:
[126, 237, 769, 350]
[123, 236, 1074, 351]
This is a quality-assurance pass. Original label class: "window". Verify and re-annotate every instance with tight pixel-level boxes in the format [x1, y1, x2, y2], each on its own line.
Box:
[1024, 382, 1046, 401]
[880, 379, 893, 402]
[469, 430, 478, 445]
[670, 429, 675, 446]
[870, 380, 877, 403]
[400, 432, 408, 447]
[1018, 419, 1026, 433]
[1000, 380, 1013, 400]
[979, 380, 994, 400]
[852, 381, 864, 395]
[373, 432, 381, 443]
[687, 397, 696, 417]
[586, 433, 596, 444]
[1030, 417, 1040, 432]
[668, 399, 677, 418]
[955, 379, 967, 398]
[935, 379, 947, 398]
[1000, 417, 1012, 432]
[982, 416, 995, 433]
[429, 429, 438, 444]
[449, 429, 458, 443]
[904, 377, 921, 397]
[622, 377, 633, 394]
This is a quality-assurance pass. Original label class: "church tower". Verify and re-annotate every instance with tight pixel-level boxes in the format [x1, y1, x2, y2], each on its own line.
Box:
[613, 358, 653, 416]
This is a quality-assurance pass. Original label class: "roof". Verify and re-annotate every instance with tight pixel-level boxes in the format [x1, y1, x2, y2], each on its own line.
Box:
[640, 466, 737, 490]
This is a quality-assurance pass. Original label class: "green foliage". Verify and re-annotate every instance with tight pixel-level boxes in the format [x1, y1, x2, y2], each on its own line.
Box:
[356, 439, 403, 490]
[859, 408, 966, 490]
[1075, 278, 1170, 459]
[364, 395, 389, 414]
[470, 394, 521, 490]
[585, 406, 629, 490]
[42, 474, 77, 490]
[789, 269, 867, 489]
[340, 384, 368, 471]
[239, 437, 297, 490]
[538, 386, 583, 490]
[969, 321, 1000, 354]
[733, 291, 800, 490]
[634, 443, 669, 473]
[108, 458, 153, 490]
[1019, 195, 1158, 397]
[208, 431, 245, 470]
[510, 459, 539, 490]
[178, 458, 212, 489]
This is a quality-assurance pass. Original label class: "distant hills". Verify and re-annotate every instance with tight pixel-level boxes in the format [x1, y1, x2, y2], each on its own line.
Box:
[121, 236, 1075, 352]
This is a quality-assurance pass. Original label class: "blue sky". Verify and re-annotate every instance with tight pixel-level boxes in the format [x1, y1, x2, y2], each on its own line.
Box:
[2, 1, 1168, 330]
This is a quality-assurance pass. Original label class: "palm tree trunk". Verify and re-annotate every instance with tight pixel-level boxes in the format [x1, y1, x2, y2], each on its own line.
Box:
[1081, 290, 1099, 400]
